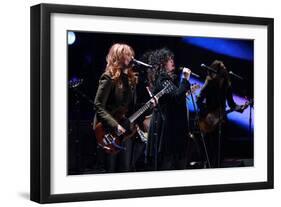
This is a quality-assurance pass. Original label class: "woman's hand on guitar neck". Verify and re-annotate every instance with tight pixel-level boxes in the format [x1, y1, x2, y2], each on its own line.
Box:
[234, 104, 245, 113]
[117, 124, 126, 135]
[150, 97, 159, 108]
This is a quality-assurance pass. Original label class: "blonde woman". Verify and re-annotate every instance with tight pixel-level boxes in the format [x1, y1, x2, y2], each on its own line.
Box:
[93, 43, 137, 172]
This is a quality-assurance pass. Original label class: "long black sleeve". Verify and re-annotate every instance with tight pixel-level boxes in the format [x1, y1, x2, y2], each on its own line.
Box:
[157, 74, 190, 104]
[94, 74, 118, 129]
[226, 84, 237, 109]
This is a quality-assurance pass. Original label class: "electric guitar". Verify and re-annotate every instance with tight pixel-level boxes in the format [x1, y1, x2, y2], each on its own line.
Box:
[94, 81, 173, 154]
[198, 100, 253, 133]
[186, 83, 201, 97]
[136, 83, 201, 143]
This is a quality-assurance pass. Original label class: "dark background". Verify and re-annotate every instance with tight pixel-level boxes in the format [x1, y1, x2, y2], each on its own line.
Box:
[67, 31, 254, 174]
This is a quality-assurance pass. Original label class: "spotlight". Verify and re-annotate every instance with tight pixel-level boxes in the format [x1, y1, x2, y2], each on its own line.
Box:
[68, 31, 76, 45]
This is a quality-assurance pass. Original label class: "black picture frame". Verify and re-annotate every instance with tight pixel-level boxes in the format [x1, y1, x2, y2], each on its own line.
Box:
[30, 3, 274, 203]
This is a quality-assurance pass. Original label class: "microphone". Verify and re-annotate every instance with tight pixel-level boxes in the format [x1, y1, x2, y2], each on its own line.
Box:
[200, 63, 218, 73]
[131, 57, 153, 68]
[229, 71, 244, 80]
[201, 63, 244, 80]
[178, 67, 200, 78]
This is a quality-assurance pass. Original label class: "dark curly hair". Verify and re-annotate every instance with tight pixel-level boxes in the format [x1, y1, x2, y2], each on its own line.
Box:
[143, 48, 174, 90]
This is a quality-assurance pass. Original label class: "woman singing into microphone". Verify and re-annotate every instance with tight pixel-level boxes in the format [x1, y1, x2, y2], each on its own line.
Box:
[145, 48, 192, 171]
[93, 43, 138, 173]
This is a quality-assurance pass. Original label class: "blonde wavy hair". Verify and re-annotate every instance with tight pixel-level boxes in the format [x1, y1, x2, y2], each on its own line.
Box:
[105, 43, 136, 86]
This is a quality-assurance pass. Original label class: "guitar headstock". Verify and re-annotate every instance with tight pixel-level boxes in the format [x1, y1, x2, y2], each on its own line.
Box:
[234, 99, 253, 113]
[162, 80, 175, 94]
[186, 83, 200, 97]
[242, 99, 254, 110]
[190, 83, 200, 93]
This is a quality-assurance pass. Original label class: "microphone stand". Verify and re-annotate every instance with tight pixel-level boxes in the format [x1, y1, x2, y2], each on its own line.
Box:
[189, 89, 211, 168]
[146, 87, 162, 171]
[69, 80, 96, 173]
[71, 88, 82, 174]
[249, 99, 254, 141]
[143, 69, 162, 171]
[217, 107, 222, 168]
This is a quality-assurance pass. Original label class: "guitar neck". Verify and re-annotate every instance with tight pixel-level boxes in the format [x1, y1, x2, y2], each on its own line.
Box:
[225, 101, 251, 114]
[186, 85, 199, 96]
[128, 86, 168, 123]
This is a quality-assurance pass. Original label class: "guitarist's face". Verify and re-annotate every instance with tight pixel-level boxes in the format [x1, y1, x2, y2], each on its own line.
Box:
[122, 54, 133, 68]
[212, 63, 228, 83]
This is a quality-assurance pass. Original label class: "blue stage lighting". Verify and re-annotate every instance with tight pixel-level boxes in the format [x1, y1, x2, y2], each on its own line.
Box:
[186, 77, 253, 129]
[182, 37, 253, 61]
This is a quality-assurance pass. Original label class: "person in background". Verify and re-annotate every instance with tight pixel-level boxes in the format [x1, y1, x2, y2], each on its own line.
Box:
[196, 60, 244, 168]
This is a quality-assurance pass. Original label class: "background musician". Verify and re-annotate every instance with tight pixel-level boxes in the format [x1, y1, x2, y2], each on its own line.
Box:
[196, 60, 244, 168]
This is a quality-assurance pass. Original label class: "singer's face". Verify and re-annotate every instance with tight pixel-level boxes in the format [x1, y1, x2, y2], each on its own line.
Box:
[122, 54, 133, 68]
[165, 57, 175, 76]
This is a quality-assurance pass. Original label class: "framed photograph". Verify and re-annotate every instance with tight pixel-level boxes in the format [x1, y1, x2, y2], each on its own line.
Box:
[30, 3, 274, 203]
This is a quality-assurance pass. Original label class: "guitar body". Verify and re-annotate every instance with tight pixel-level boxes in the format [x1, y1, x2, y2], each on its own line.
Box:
[198, 109, 225, 133]
[94, 82, 200, 154]
[136, 114, 152, 143]
[94, 122, 119, 154]
[94, 109, 137, 154]
[198, 100, 252, 133]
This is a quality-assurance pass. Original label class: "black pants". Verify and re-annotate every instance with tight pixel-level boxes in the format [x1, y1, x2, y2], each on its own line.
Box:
[159, 153, 188, 170]
[131, 140, 146, 171]
[105, 138, 134, 173]
[145, 151, 188, 171]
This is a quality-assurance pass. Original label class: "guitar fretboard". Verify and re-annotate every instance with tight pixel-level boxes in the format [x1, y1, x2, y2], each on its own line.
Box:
[128, 85, 169, 123]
